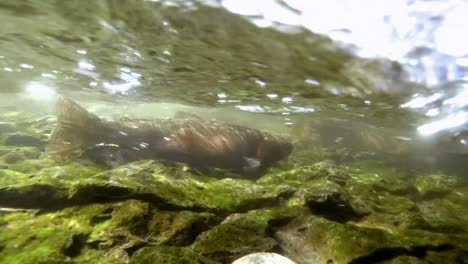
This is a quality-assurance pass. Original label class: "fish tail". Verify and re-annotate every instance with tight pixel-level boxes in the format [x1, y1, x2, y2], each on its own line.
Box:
[47, 96, 102, 156]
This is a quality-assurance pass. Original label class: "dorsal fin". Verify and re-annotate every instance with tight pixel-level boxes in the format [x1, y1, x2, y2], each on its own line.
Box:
[47, 96, 102, 156]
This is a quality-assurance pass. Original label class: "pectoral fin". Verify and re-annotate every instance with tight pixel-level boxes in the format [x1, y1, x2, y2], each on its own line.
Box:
[243, 157, 262, 172]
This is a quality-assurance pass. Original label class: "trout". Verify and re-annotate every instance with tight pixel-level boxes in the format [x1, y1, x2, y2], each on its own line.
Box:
[47, 97, 293, 172]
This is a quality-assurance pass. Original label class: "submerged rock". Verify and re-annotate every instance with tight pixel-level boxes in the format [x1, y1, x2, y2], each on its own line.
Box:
[0, 160, 296, 212]
[192, 208, 302, 263]
[4, 133, 45, 149]
[130, 246, 220, 264]
[0, 122, 15, 134]
[414, 173, 457, 198]
[233, 252, 296, 264]
[276, 215, 468, 264]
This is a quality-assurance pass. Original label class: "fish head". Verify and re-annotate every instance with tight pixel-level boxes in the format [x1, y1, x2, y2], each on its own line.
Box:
[256, 136, 293, 164]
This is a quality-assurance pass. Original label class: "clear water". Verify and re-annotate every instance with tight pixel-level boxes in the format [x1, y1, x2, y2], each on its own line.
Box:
[1, 0, 465, 173]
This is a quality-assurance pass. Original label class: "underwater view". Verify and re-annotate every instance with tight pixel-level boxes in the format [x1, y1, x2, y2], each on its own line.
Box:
[0, 0, 467, 263]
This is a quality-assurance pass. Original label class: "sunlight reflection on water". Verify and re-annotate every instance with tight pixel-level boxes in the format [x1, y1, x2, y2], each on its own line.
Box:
[210, 0, 468, 139]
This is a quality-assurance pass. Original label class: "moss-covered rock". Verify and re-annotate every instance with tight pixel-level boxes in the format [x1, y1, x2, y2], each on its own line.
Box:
[0, 160, 294, 212]
[0, 146, 41, 161]
[276, 215, 468, 264]
[0, 122, 16, 134]
[192, 207, 304, 263]
[3, 133, 45, 149]
[6, 159, 58, 173]
[0, 200, 225, 264]
[0, 209, 89, 264]
[147, 210, 218, 246]
[258, 161, 350, 186]
[0, 159, 467, 264]
[414, 174, 457, 198]
[130, 246, 220, 264]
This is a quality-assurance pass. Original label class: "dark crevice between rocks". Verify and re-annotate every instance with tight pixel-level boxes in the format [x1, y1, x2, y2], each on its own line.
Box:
[0, 183, 297, 217]
[86, 240, 102, 250]
[61, 233, 90, 258]
[348, 244, 456, 264]
[266, 217, 297, 238]
[164, 217, 223, 247]
[306, 193, 366, 223]
[89, 207, 114, 225]
[0, 184, 202, 213]
[124, 242, 150, 257]
[0, 184, 68, 209]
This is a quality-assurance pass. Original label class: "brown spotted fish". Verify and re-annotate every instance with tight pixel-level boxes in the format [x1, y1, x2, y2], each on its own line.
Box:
[47, 96, 293, 172]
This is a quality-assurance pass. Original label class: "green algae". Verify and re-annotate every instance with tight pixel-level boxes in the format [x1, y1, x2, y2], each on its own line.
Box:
[277, 215, 468, 264]
[130, 246, 220, 264]
[414, 173, 458, 198]
[0, 210, 87, 264]
[0, 141, 467, 264]
[191, 207, 304, 263]
[0, 157, 467, 263]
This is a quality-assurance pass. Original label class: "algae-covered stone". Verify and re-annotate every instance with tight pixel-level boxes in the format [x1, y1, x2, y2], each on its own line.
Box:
[147, 210, 218, 246]
[0, 159, 292, 211]
[276, 215, 468, 264]
[3, 133, 45, 148]
[414, 174, 457, 198]
[192, 211, 276, 262]
[72, 160, 294, 212]
[415, 199, 468, 233]
[192, 208, 303, 263]
[0, 146, 41, 160]
[0, 209, 89, 264]
[0, 151, 27, 164]
[0, 200, 219, 264]
[130, 246, 220, 264]
[345, 177, 416, 216]
[0, 161, 101, 209]
[6, 159, 57, 174]
[258, 161, 349, 186]
[0, 122, 15, 134]
[348, 169, 412, 195]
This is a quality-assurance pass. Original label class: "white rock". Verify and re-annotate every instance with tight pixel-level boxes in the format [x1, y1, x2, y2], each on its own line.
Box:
[232, 252, 296, 264]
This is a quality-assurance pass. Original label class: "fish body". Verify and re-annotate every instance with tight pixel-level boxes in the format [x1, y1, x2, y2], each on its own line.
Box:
[48, 97, 293, 171]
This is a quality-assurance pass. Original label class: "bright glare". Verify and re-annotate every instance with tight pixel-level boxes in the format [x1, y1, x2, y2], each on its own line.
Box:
[23, 82, 57, 100]
[216, 0, 468, 87]
[235, 105, 268, 113]
[78, 59, 96, 71]
[417, 111, 468, 136]
[434, 4, 468, 57]
[443, 88, 468, 108]
[401, 93, 443, 109]
[103, 67, 142, 95]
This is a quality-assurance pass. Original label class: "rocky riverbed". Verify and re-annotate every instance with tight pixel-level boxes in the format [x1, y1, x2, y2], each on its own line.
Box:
[0, 111, 467, 264]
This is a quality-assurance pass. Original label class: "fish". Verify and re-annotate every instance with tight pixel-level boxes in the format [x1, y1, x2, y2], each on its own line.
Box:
[47, 96, 293, 173]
